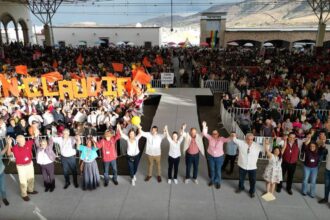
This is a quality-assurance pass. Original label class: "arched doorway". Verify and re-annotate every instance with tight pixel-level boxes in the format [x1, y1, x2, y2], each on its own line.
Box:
[292, 39, 315, 52]
[6, 20, 17, 43]
[0, 21, 5, 45]
[18, 19, 29, 45]
[264, 40, 290, 48]
[231, 39, 262, 48]
[323, 40, 330, 49]
[0, 13, 18, 43]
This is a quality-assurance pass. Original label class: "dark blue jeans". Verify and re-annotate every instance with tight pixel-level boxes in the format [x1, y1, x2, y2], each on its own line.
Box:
[104, 160, 118, 183]
[0, 172, 7, 199]
[127, 154, 140, 178]
[324, 168, 330, 201]
[61, 156, 78, 184]
[185, 153, 199, 179]
[302, 166, 318, 197]
[238, 167, 257, 194]
[208, 155, 224, 184]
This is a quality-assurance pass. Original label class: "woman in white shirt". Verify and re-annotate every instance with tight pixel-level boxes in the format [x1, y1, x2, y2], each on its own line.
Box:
[117, 124, 142, 186]
[35, 130, 57, 192]
[164, 126, 184, 184]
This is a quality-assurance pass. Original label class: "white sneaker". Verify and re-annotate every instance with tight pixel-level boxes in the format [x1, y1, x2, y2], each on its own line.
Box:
[132, 179, 136, 186]
[133, 175, 136, 181]
[193, 179, 198, 184]
[185, 179, 190, 184]
[173, 179, 178, 184]
[168, 179, 172, 184]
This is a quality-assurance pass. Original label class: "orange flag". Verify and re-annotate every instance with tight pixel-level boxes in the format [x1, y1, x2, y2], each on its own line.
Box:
[133, 69, 151, 85]
[70, 72, 82, 80]
[76, 54, 83, 65]
[42, 72, 63, 82]
[142, 57, 152, 68]
[155, 55, 163, 65]
[52, 60, 58, 68]
[125, 78, 132, 93]
[15, 65, 28, 75]
[112, 63, 124, 72]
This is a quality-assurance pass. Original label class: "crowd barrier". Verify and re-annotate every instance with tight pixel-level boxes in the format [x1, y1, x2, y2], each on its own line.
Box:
[201, 79, 229, 93]
[228, 107, 329, 120]
[220, 102, 245, 140]
[151, 79, 166, 88]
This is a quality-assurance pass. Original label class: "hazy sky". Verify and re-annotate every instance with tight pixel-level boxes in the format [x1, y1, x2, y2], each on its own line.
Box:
[31, 0, 242, 26]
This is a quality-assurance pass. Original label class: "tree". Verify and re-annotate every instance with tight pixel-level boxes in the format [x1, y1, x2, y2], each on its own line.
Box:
[307, 0, 330, 48]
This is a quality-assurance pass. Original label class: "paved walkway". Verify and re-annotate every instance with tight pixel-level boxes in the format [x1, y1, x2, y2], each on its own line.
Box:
[1, 88, 329, 220]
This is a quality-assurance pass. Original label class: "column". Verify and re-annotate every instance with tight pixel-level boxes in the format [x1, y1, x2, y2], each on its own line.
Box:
[0, 26, 2, 45]
[22, 28, 29, 45]
[4, 26, 9, 44]
[44, 24, 53, 47]
[15, 27, 19, 42]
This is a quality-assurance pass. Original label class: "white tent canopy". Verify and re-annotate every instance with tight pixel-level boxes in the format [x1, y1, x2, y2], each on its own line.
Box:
[227, 41, 239, 46]
[95, 39, 106, 44]
[293, 44, 303, 48]
[78, 41, 87, 46]
[243, 42, 254, 47]
[116, 41, 126, 46]
[263, 42, 273, 47]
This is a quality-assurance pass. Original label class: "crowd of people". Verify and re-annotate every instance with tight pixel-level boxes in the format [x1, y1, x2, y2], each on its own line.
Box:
[200, 48, 330, 138]
[0, 43, 329, 209]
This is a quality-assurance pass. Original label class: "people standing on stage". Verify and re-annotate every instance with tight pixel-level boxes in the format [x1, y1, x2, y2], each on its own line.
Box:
[117, 124, 142, 186]
[231, 132, 264, 198]
[77, 137, 100, 190]
[96, 129, 121, 186]
[276, 132, 300, 195]
[0, 138, 10, 207]
[6, 135, 38, 201]
[35, 129, 56, 192]
[53, 129, 79, 189]
[202, 121, 230, 189]
[301, 141, 326, 198]
[263, 138, 283, 196]
[182, 123, 205, 184]
[141, 126, 165, 183]
[222, 138, 238, 175]
[164, 125, 184, 184]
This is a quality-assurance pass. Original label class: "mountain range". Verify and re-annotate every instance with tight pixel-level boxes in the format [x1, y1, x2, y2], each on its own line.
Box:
[141, 0, 319, 28]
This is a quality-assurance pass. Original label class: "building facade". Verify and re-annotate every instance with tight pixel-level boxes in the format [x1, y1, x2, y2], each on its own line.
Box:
[0, 0, 32, 45]
[50, 25, 161, 47]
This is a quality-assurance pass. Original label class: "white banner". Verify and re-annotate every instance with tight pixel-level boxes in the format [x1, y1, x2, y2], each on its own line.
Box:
[161, 72, 174, 85]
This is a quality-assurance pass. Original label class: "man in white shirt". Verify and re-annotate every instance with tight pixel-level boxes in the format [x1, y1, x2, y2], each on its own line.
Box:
[231, 132, 263, 198]
[53, 129, 79, 189]
[323, 89, 330, 102]
[141, 126, 165, 183]
[42, 109, 55, 127]
[288, 93, 300, 108]
[28, 109, 44, 126]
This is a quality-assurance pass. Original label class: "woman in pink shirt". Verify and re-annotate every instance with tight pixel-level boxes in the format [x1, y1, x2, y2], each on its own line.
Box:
[202, 121, 230, 189]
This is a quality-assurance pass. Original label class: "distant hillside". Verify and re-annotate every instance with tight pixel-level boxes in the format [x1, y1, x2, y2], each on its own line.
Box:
[141, 0, 318, 28]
